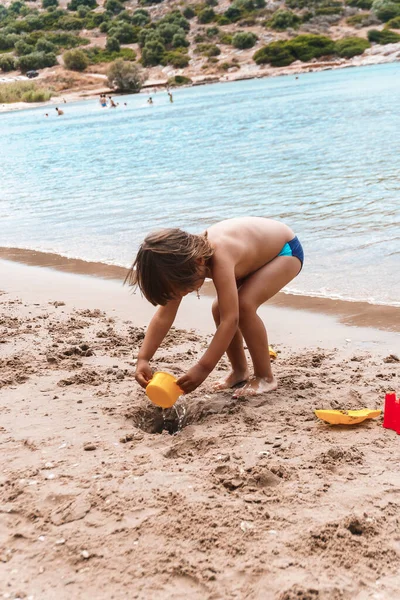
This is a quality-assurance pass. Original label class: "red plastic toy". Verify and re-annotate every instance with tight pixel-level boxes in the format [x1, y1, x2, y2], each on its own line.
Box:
[382, 392, 400, 434]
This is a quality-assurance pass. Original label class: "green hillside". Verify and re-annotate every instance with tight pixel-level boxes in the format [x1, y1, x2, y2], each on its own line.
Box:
[1, 0, 400, 90]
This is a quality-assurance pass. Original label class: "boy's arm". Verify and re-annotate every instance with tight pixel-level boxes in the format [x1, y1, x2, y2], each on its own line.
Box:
[136, 298, 181, 388]
[177, 254, 238, 393]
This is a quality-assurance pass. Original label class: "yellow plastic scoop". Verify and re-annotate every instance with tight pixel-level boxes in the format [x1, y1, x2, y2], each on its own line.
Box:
[146, 371, 182, 409]
[269, 346, 277, 359]
[315, 408, 381, 425]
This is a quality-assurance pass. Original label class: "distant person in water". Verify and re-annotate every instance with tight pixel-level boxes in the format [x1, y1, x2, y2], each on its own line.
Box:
[123, 102, 127, 107]
[147, 97, 153, 105]
[168, 91, 173, 103]
[100, 94, 107, 107]
[44, 113, 48, 117]
[55, 107, 64, 116]
[127, 217, 304, 397]
[109, 96, 117, 108]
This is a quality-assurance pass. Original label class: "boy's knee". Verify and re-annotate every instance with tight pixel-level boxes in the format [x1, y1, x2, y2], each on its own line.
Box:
[238, 297, 256, 321]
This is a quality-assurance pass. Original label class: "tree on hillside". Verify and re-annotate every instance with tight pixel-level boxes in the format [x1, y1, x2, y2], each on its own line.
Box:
[107, 59, 146, 92]
[63, 48, 89, 71]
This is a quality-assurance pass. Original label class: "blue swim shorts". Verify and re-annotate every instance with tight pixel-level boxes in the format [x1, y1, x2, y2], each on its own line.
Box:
[277, 236, 304, 270]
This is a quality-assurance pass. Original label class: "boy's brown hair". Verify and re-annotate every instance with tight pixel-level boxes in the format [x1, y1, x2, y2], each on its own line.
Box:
[125, 228, 214, 306]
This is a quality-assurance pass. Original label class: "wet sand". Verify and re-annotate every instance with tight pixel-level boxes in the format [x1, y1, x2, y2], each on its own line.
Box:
[0, 258, 399, 599]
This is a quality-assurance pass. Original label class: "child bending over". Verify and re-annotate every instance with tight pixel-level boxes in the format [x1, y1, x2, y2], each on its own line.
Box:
[126, 217, 304, 397]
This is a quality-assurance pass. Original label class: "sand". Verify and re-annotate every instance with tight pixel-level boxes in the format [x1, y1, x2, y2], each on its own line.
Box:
[0, 259, 399, 600]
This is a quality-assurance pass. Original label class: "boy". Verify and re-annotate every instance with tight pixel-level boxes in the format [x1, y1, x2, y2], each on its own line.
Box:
[126, 217, 304, 397]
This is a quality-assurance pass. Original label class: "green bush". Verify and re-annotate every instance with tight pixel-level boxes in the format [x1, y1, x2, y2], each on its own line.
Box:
[46, 32, 89, 48]
[17, 51, 57, 72]
[386, 15, 400, 27]
[0, 54, 16, 72]
[67, 0, 97, 10]
[35, 37, 56, 53]
[63, 48, 89, 71]
[334, 36, 370, 57]
[157, 23, 185, 44]
[198, 7, 215, 23]
[216, 15, 231, 25]
[41, 9, 67, 29]
[253, 41, 295, 66]
[99, 21, 110, 33]
[9, 1, 25, 16]
[141, 39, 165, 66]
[107, 59, 146, 92]
[232, 31, 257, 48]
[347, 0, 373, 8]
[196, 42, 221, 56]
[0, 81, 52, 103]
[268, 9, 301, 30]
[373, 0, 400, 21]
[219, 33, 233, 44]
[84, 46, 136, 64]
[223, 6, 242, 22]
[106, 36, 120, 52]
[183, 6, 196, 19]
[140, 0, 163, 5]
[253, 35, 335, 66]
[77, 6, 90, 17]
[0, 34, 18, 51]
[42, 0, 58, 7]
[172, 32, 189, 47]
[105, 0, 124, 14]
[289, 34, 335, 61]
[57, 15, 84, 30]
[131, 9, 150, 26]
[84, 11, 107, 28]
[168, 74, 192, 85]
[162, 50, 189, 67]
[160, 11, 189, 32]
[346, 13, 371, 26]
[114, 10, 134, 23]
[206, 27, 220, 38]
[368, 27, 400, 42]
[15, 40, 35, 56]
[108, 22, 138, 43]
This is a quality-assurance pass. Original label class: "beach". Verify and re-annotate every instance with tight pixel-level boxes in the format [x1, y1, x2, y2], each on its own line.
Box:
[0, 258, 399, 600]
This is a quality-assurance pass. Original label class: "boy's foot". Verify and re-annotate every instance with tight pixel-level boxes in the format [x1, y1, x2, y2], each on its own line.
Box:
[212, 369, 250, 391]
[232, 376, 277, 398]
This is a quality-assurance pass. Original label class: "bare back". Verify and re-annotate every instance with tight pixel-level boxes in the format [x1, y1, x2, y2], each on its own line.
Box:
[206, 217, 295, 281]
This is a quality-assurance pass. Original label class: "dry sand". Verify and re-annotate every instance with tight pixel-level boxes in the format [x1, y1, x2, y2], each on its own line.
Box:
[0, 258, 399, 600]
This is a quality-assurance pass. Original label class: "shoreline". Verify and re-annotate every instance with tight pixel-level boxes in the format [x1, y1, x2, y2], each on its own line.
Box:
[0, 246, 399, 336]
[1, 49, 400, 114]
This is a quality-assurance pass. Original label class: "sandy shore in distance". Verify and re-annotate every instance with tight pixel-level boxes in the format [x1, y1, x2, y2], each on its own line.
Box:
[0, 258, 399, 600]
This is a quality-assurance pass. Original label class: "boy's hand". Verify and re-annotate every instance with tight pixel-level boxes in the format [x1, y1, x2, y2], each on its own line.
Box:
[135, 359, 153, 389]
[177, 364, 210, 394]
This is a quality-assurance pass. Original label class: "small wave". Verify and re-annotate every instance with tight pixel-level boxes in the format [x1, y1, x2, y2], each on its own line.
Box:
[283, 286, 400, 308]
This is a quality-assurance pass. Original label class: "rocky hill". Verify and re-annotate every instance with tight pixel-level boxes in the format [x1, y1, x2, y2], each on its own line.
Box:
[0, 0, 400, 99]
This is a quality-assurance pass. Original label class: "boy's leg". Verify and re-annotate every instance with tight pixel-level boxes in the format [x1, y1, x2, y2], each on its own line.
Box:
[211, 299, 249, 390]
[233, 256, 301, 397]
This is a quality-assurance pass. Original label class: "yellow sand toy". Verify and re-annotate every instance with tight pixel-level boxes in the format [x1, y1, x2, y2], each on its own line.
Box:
[315, 408, 381, 425]
[269, 346, 277, 359]
[146, 371, 182, 409]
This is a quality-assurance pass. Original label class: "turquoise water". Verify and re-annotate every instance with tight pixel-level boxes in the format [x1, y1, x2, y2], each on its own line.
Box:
[1, 62, 399, 306]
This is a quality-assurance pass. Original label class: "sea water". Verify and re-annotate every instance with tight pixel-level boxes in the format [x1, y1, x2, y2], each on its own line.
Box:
[1, 62, 399, 306]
